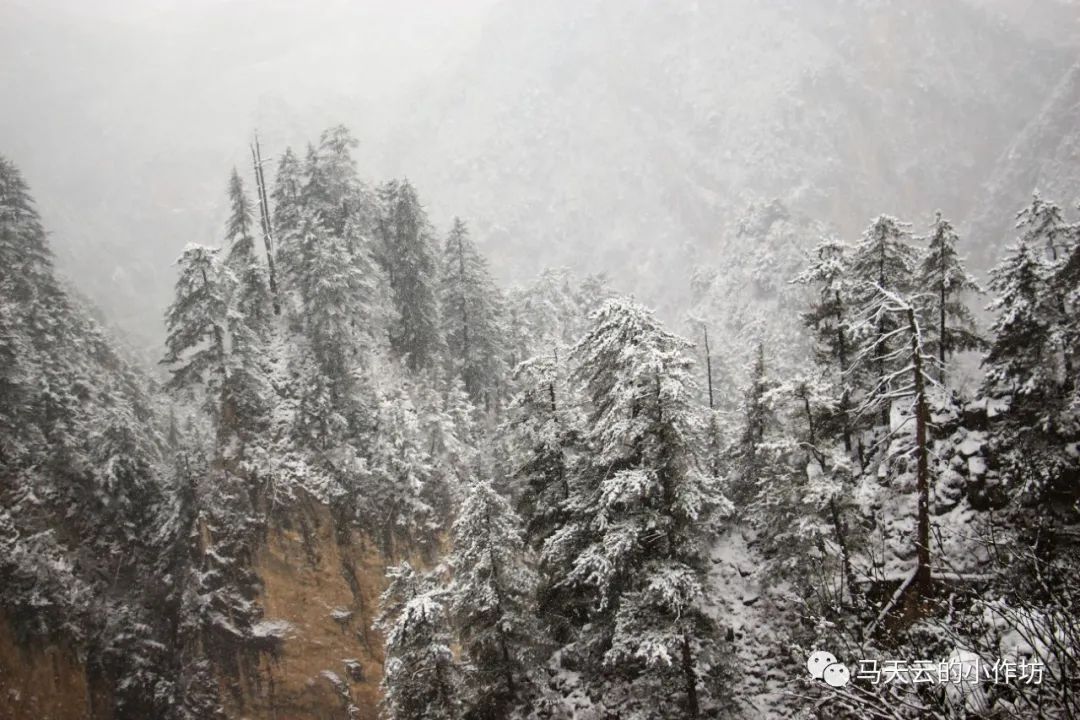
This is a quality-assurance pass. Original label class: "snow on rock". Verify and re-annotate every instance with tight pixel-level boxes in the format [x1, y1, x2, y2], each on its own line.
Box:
[251, 619, 294, 639]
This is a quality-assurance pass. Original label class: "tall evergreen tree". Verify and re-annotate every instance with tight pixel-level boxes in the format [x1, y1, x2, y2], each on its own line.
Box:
[439, 217, 507, 407]
[981, 239, 1078, 508]
[982, 241, 1058, 405]
[794, 237, 856, 451]
[376, 562, 463, 720]
[731, 343, 782, 509]
[505, 353, 578, 551]
[543, 299, 731, 718]
[161, 245, 228, 417]
[916, 212, 983, 380]
[849, 215, 918, 427]
[221, 170, 272, 446]
[363, 383, 445, 554]
[449, 477, 539, 719]
[271, 147, 303, 242]
[376, 179, 442, 372]
[0, 156, 55, 302]
[1014, 193, 1078, 389]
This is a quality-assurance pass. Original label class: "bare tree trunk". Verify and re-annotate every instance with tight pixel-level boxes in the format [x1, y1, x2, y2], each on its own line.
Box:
[801, 389, 859, 605]
[681, 634, 700, 719]
[909, 307, 932, 595]
[250, 133, 281, 315]
[836, 290, 853, 453]
[938, 239, 947, 381]
[457, 230, 470, 395]
[703, 325, 714, 409]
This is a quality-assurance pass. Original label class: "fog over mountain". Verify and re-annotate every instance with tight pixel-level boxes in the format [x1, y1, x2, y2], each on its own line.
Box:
[3, 0, 1078, 354]
[5, 3, 1080, 719]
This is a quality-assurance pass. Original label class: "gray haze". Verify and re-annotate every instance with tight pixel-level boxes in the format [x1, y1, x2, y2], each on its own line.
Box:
[2, 0, 1079, 358]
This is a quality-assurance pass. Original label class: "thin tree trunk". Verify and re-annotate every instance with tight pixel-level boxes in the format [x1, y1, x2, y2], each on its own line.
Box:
[703, 325, 714, 409]
[457, 230, 470, 395]
[250, 134, 280, 315]
[681, 634, 700, 719]
[835, 289, 852, 452]
[802, 390, 858, 605]
[909, 307, 931, 595]
[939, 239, 947, 381]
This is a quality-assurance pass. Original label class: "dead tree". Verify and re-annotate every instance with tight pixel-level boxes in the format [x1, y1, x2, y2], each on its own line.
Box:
[250, 132, 280, 314]
[853, 286, 938, 596]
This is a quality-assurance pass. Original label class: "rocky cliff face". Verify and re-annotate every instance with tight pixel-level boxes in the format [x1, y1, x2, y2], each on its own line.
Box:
[0, 614, 111, 720]
[221, 499, 390, 720]
[1, 499, 395, 720]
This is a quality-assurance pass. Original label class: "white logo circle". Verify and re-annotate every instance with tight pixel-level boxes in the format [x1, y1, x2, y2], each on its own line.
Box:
[806, 651, 838, 680]
[823, 662, 851, 688]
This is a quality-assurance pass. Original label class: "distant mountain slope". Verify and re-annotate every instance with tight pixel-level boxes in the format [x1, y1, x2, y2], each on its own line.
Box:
[381, 0, 1070, 311]
[966, 60, 1080, 269]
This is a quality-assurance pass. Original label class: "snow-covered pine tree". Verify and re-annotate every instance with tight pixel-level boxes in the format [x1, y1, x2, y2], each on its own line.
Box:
[363, 383, 445, 554]
[848, 215, 919, 428]
[915, 212, 982, 380]
[306, 125, 375, 237]
[162, 244, 229, 419]
[793, 236, 856, 452]
[731, 343, 784, 510]
[221, 169, 272, 446]
[271, 146, 303, 244]
[1016, 191, 1074, 263]
[376, 179, 443, 372]
[543, 298, 731, 718]
[505, 353, 578, 551]
[271, 130, 382, 456]
[449, 477, 539, 719]
[0, 156, 55, 304]
[758, 374, 861, 611]
[0, 155, 55, 455]
[1014, 193, 1078, 391]
[982, 240, 1059, 410]
[981, 238, 1078, 508]
[376, 562, 463, 720]
[439, 217, 507, 408]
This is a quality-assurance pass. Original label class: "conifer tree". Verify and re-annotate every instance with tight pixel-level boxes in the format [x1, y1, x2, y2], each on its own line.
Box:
[916, 212, 982, 380]
[981, 239, 1078, 507]
[376, 562, 462, 720]
[271, 147, 303, 241]
[162, 245, 228, 416]
[221, 169, 272, 445]
[982, 241, 1058, 405]
[364, 384, 444, 553]
[1016, 192, 1073, 262]
[849, 215, 918, 427]
[543, 299, 730, 718]
[1014, 193, 1078, 389]
[794, 237, 855, 451]
[505, 353, 578, 550]
[764, 375, 860, 608]
[732, 343, 782, 509]
[439, 218, 507, 407]
[0, 156, 54, 301]
[449, 477, 539, 719]
[376, 179, 443, 371]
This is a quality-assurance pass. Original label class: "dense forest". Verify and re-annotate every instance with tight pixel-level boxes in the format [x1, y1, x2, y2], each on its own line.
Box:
[1, 116, 1078, 719]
